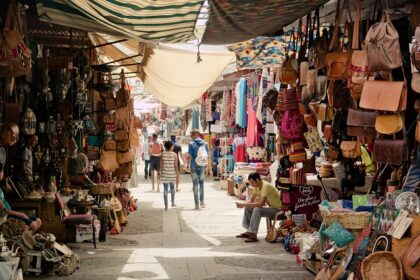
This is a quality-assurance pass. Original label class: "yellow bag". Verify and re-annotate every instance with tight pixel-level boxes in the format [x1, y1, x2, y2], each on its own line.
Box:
[375, 114, 403, 135]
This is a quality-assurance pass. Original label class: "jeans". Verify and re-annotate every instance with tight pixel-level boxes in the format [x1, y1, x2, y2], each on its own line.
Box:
[163, 182, 175, 207]
[191, 167, 205, 206]
[242, 207, 279, 234]
[144, 160, 150, 178]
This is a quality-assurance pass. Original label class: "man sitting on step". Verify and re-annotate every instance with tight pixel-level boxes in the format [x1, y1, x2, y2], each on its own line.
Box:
[235, 172, 282, 242]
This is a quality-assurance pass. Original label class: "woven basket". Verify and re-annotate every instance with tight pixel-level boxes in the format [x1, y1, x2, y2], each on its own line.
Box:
[90, 184, 115, 195]
[322, 211, 370, 229]
[361, 251, 403, 280]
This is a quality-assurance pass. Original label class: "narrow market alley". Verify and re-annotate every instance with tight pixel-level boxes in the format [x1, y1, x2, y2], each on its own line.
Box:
[47, 171, 312, 280]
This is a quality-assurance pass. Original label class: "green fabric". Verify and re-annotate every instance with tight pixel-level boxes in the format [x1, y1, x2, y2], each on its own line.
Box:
[36, 0, 204, 43]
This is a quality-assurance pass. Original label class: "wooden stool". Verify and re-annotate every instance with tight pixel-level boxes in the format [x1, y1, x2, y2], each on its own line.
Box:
[26, 250, 43, 275]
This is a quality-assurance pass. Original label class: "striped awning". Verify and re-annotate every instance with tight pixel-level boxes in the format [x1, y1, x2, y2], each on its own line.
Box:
[36, 0, 205, 43]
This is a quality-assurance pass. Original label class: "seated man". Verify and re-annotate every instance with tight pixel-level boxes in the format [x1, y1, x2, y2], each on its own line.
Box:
[235, 172, 282, 242]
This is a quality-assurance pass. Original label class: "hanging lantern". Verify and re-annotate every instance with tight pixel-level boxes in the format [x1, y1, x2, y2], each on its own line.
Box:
[22, 108, 36, 135]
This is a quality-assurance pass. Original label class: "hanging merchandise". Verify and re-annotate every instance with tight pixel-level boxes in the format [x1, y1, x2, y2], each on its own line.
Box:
[360, 78, 407, 112]
[281, 110, 305, 140]
[346, 109, 377, 139]
[116, 70, 130, 108]
[308, 9, 329, 70]
[0, 1, 32, 77]
[22, 108, 36, 135]
[236, 78, 247, 128]
[365, 13, 403, 71]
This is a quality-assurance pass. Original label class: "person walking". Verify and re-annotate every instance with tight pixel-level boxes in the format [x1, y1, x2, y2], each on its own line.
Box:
[188, 129, 209, 210]
[142, 135, 152, 179]
[149, 133, 163, 192]
[159, 141, 179, 210]
[170, 135, 182, 192]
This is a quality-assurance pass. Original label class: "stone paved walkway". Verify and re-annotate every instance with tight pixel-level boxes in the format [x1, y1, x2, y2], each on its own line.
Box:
[33, 169, 313, 280]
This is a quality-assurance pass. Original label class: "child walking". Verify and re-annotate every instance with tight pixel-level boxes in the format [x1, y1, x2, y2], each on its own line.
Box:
[159, 141, 179, 210]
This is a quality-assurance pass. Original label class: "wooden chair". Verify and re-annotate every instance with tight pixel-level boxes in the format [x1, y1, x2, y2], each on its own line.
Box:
[55, 193, 97, 249]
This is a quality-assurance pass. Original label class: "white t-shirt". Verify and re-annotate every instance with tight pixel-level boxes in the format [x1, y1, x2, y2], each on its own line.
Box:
[142, 143, 150, 160]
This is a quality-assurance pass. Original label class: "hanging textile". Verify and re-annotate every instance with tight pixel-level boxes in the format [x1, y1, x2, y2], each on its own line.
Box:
[228, 36, 286, 69]
[205, 97, 213, 123]
[237, 78, 247, 128]
[235, 82, 241, 126]
[220, 88, 230, 126]
[37, 0, 205, 43]
[229, 88, 237, 128]
[202, 0, 328, 44]
[257, 68, 269, 123]
[191, 107, 200, 130]
[200, 101, 207, 131]
[233, 137, 246, 163]
[246, 99, 257, 147]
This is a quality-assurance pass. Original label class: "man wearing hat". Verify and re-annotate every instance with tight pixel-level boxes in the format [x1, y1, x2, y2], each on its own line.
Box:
[188, 129, 209, 209]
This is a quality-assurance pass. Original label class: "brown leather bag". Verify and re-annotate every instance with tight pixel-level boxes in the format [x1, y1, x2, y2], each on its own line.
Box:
[262, 89, 279, 111]
[103, 113, 115, 124]
[346, 109, 377, 138]
[115, 107, 130, 129]
[115, 129, 129, 141]
[117, 150, 132, 164]
[340, 141, 361, 158]
[308, 9, 329, 70]
[130, 127, 140, 147]
[416, 119, 420, 143]
[323, 124, 333, 143]
[116, 70, 130, 108]
[365, 13, 403, 71]
[326, 52, 351, 80]
[133, 116, 143, 129]
[309, 101, 334, 122]
[278, 53, 298, 85]
[105, 98, 116, 111]
[400, 233, 420, 280]
[375, 113, 404, 135]
[103, 140, 116, 151]
[98, 150, 119, 171]
[307, 69, 317, 93]
[116, 140, 130, 152]
[374, 139, 407, 165]
[328, 80, 353, 109]
[304, 113, 317, 128]
[360, 80, 407, 112]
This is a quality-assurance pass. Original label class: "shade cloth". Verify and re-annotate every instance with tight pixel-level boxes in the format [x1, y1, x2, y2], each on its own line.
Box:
[37, 0, 204, 43]
[202, 0, 329, 45]
[142, 44, 234, 107]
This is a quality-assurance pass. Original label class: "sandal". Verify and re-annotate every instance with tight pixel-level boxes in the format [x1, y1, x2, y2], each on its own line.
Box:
[236, 232, 250, 238]
[244, 236, 258, 243]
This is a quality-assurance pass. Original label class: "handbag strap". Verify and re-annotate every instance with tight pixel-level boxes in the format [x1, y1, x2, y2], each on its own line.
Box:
[352, 0, 361, 50]
[329, 0, 346, 51]
[372, 235, 390, 252]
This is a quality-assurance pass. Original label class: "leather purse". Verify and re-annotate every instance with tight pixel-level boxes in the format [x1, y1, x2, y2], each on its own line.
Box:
[300, 61, 309, 85]
[117, 150, 132, 164]
[326, 52, 351, 80]
[300, 85, 313, 105]
[87, 146, 100, 160]
[115, 129, 129, 141]
[103, 114, 115, 124]
[105, 98, 116, 111]
[278, 53, 298, 85]
[360, 80, 407, 112]
[133, 116, 143, 129]
[340, 141, 361, 158]
[307, 69, 317, 93]
[314, 75, 327, 101]
[328, 80, 353, 110]
[262, 89, 279, 111]
[365, 13, 403, 71]
[98, 150, 119, 171]
[323, 124, 333, 143]
[115, 107, 131, 129]
[103, 140, 116, 151]
[346, 109, 377, 138]
[304, 113, 317, 128]
[412, 41, 420, 71]
[308, 9, 329, 70]
[413, 72, 420, 94]
[348, 50, 368, 99]
[116, 140, 130, 152]
[375, 113, 403, 135]
[315, 103, 334, 122]
[416, 119, 420, 142]
[374, 139, 407, 165]
[116, 70, 130, 108]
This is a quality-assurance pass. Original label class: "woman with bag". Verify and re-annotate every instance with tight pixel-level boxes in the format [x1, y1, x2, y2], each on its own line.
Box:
[159, 141, 179, 210]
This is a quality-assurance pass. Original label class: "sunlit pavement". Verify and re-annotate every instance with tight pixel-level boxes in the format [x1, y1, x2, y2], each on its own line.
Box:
[32, 164, 313, 280]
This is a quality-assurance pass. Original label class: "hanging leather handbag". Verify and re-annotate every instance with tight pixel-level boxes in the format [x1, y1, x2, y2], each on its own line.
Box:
[300, 85, 313, 105]
[333, 110, 349, 139]
[412, 39, 420, 71]
[283, 88, 299, 110]
[278, 53, 298, 85]
[300, 61, 309, 85]
[87, 146, 100, 160]
[374, 139, 407, 165]
[103, 140, 116, 151]
[262, 89, 279, 111]
[328, 80, 353, 110]
[323, 124, 333, 143]
[347, 109, 377, 138]
[340, 141, 361, 158]
[360, 79, 407, 112]
[133, 116, 143, 129]
[116, 69, 130, 108]
[308, 9, 329, 70]
[316, 103, 334, 122]
[115, 129, 129, 141]
[117, 150, 132, 164]
[130, 125, 140, 147]
[0, 1, 32, 78]
[116, 140, 130, 153]
[98, 150, 119, 171]
[365, 12, 403, 71]
[105, 98, 116, 111]
[115, 107, 130, 129]
[304, 113, 317, 128]
[307, 69, 317, 93]
[326, 52, 351, 80]
[412, 72, 420, 94]
[416, 118, 420, 142]
[375, 113, 404, 135]
[314, 75, 327, 101]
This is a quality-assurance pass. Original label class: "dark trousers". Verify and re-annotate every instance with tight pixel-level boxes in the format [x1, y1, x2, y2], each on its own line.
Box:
[144, 160, 150, 178]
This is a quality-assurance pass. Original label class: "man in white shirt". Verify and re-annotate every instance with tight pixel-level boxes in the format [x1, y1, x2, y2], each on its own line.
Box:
[142, 135, 152, 179]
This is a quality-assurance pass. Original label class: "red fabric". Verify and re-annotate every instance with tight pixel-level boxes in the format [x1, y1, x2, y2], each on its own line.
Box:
[246, 99, 257, 146]
[234, 144, 246, 163]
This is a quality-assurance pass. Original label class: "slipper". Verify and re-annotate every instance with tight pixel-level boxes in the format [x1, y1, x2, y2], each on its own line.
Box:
[236, 233, 250, 238]
[244, 237, 258, 243]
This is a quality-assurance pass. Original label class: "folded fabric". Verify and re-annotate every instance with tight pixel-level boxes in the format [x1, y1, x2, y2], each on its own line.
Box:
[324, 222, 354, 247]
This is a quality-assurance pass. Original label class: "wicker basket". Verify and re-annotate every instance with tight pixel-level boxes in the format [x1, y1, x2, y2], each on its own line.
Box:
[361, 251, 403, 280]
[322, 211, 370, 229]
[90, 183, 115, 195]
